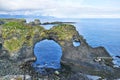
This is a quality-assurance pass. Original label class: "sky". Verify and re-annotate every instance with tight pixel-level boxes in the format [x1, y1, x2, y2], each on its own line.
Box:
[0, 0, 120, 18]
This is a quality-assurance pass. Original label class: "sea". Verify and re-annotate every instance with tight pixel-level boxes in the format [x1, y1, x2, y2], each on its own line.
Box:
[34, 18, 120, 67]
[74, 19, 120, 67]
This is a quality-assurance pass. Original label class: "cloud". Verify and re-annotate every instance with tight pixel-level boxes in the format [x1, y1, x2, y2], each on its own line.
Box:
[48, 7, 120, 18]
[0, 0, 56, 11]
[0, 0, 120, 18]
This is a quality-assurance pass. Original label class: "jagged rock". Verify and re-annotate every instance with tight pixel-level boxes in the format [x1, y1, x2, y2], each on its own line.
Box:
[29, 19, 41, 26]
[0, 19, 120, 79]
[0, 26, 2, 37]
[0, 75, 31, 80]
[34, 19, 41, 25]
[68, 72, 89, 80]
[0, 20, 4, 25]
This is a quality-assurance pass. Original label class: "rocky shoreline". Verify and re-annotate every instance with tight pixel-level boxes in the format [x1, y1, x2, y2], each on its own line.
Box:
[0, 18, 120, 80]
[42, 21, 75, 25]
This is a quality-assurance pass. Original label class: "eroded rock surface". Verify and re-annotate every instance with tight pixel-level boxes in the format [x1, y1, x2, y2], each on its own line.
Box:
[0, 18, 120, 79]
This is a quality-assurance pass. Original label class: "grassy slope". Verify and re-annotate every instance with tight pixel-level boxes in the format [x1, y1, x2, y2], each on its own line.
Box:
[2, 21, 44, 53]
[2, 21, 77, 54]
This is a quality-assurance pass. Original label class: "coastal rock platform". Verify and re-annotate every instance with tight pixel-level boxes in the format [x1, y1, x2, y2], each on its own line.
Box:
[0, 18, 120, 80]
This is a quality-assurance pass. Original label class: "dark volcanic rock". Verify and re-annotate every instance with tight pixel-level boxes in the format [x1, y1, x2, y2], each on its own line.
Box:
[0, 19, 120, 79]
[42, 21, 75, 25]
[29, 19, 41, 26]
[34, 19, 41, 25]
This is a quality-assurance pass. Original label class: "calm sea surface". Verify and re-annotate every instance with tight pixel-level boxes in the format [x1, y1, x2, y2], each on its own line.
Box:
[74, 19, 120, 67]
[33, 39, 62, 69]
[37, 18, 120, 67]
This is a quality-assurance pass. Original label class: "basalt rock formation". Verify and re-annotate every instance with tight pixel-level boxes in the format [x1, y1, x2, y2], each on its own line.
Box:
[0, 18, 120, 79]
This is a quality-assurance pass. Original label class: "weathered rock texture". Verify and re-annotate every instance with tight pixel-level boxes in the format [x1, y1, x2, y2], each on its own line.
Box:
[0, 18, 120, 79]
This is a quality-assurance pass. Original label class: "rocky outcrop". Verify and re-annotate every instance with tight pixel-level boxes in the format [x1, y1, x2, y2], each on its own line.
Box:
[34, 19, 41, 25]
[42, 21, 75, 25]
[29, 19, 41, 26]
[0, 19, 120, 79]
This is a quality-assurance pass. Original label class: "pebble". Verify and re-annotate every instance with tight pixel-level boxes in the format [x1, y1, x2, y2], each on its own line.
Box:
[54, 71, 60, 75]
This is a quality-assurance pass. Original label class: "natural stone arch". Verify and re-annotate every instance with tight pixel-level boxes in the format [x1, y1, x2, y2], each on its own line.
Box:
[33, 38, 63, 69]
[32, 33, 85, 61]
[1, 19, 118, 79]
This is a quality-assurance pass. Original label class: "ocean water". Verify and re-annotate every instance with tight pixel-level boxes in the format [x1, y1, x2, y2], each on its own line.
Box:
[40, 24, 55, 30]
[33, 39, 62, 69]
[39, 18, 120, 67]
[74, 19, 120, 67]
[73, 41, 81, 47]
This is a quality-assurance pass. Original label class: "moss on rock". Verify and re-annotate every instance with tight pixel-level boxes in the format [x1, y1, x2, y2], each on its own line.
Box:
[2, 21, 44, 53]
[50, 24, 77, 41]
[1, 21, 77, 53]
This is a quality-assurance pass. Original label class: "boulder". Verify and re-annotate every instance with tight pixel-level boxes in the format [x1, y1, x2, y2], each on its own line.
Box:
[34, 19, 41, 25]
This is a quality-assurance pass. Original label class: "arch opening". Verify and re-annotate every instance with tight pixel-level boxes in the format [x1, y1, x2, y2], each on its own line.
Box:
[72, 35, 81, 47]
[32, 39, 62, 73]
[73, 41, 81, 47]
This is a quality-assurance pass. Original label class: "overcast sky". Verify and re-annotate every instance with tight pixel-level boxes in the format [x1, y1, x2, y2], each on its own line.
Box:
[0, 0, 120, 18]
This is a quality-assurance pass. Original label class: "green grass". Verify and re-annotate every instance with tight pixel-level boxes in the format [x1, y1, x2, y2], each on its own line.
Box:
[50, 24, 77, 41]
[4, 37, 23, 53]
[2, 21, 77, 53]
[2, 21, 44, 53]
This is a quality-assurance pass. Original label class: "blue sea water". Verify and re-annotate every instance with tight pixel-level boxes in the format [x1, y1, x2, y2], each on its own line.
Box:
[40, 24, 55, 30]
[73, 41, 81, 47]
[39, 18, 120, 67]
[74, 19, 120, 67]
[33, 39, 62, 69]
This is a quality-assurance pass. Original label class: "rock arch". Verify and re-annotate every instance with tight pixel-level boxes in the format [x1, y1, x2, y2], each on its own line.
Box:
[33, 39, 62, 69]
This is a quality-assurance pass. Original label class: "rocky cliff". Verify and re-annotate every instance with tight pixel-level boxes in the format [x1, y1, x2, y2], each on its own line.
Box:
[0, 18, 120, 80]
